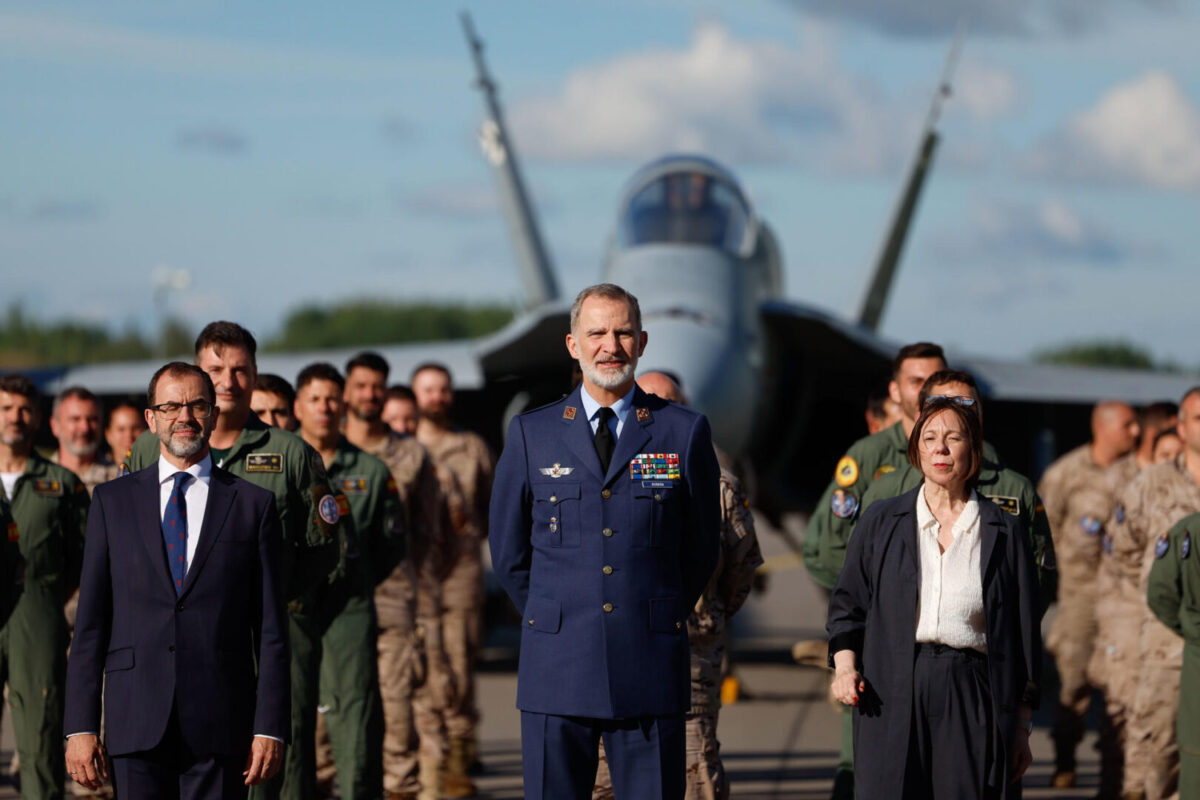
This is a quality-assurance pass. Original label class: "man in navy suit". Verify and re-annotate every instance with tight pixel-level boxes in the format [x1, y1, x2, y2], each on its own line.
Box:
[64, 362, 289, 799]
[490, 283, 721, 799]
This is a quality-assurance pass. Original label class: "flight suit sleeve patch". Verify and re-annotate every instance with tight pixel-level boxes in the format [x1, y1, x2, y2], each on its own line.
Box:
[831, 489, 859, 519]
[835, 457, 859, 488]
[245, 453, 283, 473]
[987, 495, 1020, 516]
[1156, 532, 1170, 559]
[873, 464, 895, 480]
[334, 494, 351, 517]
[1080, 515, 1102, 536]
[1184, 533, 1191, 560]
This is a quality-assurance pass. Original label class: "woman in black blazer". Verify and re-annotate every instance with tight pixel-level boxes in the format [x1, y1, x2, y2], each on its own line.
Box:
[827, 397, 1042, 799]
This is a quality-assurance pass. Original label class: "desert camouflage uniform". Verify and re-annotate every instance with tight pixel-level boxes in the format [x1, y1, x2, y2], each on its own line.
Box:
[425, 429, 493, 783]
[594, 468, 764, 800]
[1038, 444, 1114, 780]
[1087, 453, 1145, 795]
[1111, 454, 1200, 798]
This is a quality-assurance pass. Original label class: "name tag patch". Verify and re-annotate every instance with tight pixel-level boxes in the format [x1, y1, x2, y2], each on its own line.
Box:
[987, 495, 1020, 517]
[641, 480, 673, 488]
[246, 453, 283, 473]
[32, 479, 63, 497]
[340, 476, 370, 494]
[631, 453, 680, 481]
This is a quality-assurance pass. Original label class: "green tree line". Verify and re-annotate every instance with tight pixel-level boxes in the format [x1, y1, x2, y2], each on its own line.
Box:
[0, 301, 515, 368]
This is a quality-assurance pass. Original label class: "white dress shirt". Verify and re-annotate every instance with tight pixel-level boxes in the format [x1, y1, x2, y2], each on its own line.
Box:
[914, 486, 988, 653]
[157, 453, 212, 574]
[579, 384, 635, 440]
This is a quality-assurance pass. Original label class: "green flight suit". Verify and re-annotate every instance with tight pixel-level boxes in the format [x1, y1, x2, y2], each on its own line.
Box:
[127, 418, 342, 800]
[1147, 512, 1200, 799]
[0, 454, 88, 800]
[308, 440, 405, 800]
[803, 421, 909, 591]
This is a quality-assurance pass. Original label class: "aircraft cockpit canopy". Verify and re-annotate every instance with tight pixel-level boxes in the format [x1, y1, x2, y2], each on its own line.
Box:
[618, 169, 753, 256]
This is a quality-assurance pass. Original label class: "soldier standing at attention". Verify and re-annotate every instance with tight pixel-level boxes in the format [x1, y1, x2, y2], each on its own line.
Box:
[103, 403, 145, 468]
[341, 353, 452, 800]
[412, 363, 494, 798]
[1146, 511, 1200, 799]
[0, 374, 89, 799]
[1110, 387, 1200, 799]
[801, 341, 945, 800]
[124, 322, 342, 800]
[294, 363, 406, 800]
[1090, 401, 1178, 797]
[1038, 401, 1139, 790]
[251, 374, 298, 432]
[490, 283, 720, 799]
[383, 386, 419, 437]
[592, 372, 762, 800]
[49, 387, 119, 496]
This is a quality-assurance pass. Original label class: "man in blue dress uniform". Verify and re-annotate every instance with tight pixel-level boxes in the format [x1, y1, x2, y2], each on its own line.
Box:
[490, 283, 721, 800]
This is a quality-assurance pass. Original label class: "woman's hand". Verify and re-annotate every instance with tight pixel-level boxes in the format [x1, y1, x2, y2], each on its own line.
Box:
[1009, 718, 1033, 782]
[830, 649, 865, 706]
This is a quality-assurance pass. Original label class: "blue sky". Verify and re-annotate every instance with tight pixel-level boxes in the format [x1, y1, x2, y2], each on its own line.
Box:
[2, 0, 1197, 364]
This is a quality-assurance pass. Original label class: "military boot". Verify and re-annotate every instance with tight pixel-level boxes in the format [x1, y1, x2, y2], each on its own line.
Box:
[442, 738, 478, 798]
[417, 754, 444, 800]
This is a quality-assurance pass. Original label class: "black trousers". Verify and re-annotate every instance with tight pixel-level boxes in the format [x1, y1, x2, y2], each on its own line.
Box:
[903, 643, 1000, 799]
[520, 710, 685, 800]
[111, 708, 249, 800]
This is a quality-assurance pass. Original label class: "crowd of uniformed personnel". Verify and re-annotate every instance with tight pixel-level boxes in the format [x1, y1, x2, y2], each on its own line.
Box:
[804, 340, 1200, 800]
[0, 316, 766, 800]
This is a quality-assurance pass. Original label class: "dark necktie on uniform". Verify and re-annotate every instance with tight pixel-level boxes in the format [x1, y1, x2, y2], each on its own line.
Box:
[162, 472, 192, 594]
[594, 407, 616, 474]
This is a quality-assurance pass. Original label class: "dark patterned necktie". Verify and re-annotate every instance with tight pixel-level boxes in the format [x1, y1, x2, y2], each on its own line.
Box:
[162, 472, 192, 594]
[594, 407, 616, 473]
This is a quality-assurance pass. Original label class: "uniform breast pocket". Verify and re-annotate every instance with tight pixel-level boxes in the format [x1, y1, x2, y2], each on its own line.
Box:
[632, 485, 681, 548]
[532, 482, 581, 548]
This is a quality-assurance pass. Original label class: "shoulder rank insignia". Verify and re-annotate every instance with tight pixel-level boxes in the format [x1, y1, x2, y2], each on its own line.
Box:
[635, 407, 651, 423]
[538, 464, 574, 478]
[1156, 532, 1170, 560]
[562, 406, 577, 421]
[1184, 533, 1191, 560]
[1080, 515, 1102, 536]
[835, 456, 859, 488]
[831, 488, 859, 519]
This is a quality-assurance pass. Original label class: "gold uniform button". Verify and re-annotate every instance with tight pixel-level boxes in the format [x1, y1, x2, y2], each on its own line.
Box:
[602, 565, 613, 575]
[603, 603, 614, 613]
[602, 528, 613, 537]
[654, 493, 662, 502]
[601, 489, 612, 499]
[549, 495, 557, 503]
[528, 619, 535, 626]
[675, 621, 682, 629]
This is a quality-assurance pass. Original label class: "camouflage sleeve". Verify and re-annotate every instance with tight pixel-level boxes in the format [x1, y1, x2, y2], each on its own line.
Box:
[410, 456, 445, 576]
[372, 469, 407, 586]
[804, 443, 871, 590]
[1147, 516, 1189, 637]
[474, 439, 495, 540]
[63, 474, 91, 600]
[1037, 465, 1068, 545]
[713, 474, 764, 622]
[287, 442, 342, 599]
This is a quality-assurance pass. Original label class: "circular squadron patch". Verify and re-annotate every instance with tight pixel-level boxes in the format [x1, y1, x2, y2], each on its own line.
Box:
[1080, 516, 1102, 537]
[831, 489, 859, 519]
[318, 494, 340, 525]
[835, 457, 859, 488]
[1156, 532, 1171, 560]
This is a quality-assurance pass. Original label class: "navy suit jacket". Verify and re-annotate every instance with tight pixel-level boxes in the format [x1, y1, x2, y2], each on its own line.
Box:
[64, 463, 289, 758]
[489, 385, 721, 718]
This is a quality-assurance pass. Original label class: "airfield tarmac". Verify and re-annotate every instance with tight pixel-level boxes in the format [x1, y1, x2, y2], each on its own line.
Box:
[0, 511, 1100, 798]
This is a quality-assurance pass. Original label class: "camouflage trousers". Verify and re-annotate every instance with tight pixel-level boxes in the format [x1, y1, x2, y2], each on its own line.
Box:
[436, 554, 483, 741]
[593, 713, 725, 800]
[1126, 626, 1182, 799]
[1090, 610, 1143, 796]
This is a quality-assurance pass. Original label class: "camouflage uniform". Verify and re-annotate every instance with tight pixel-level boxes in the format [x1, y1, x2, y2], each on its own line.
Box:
[1147, 513, 1200, 800]
[1038, 444, 1114, 780]
[0, 453, 88, 800]
[1110, 454, 1200, 798]
[594, 467, 764, 800]
[1088, 453, 1145, 795]
[424, 429, 493, 786]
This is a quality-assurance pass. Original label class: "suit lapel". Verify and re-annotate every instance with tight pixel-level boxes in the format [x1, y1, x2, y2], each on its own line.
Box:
[135, 468, 177, 597]
[604, 387, 654, 487]
[179, 471, 235, 598]
[979, 503, 1003, 591]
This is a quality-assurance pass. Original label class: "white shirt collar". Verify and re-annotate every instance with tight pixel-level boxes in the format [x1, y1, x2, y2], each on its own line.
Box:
[157, 452, 213, 485]
[579, 383, 636, 426]
[916, 484, 980, 536]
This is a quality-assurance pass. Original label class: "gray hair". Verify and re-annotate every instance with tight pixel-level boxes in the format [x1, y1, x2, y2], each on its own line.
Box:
[569, 283, 642, 333]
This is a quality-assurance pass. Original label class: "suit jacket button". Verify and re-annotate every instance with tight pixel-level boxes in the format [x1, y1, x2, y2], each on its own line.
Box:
[602, 528, 613, 537]
[601, 489, 611, 499]
[603, 603, 614, 613]
[168, 645, 175, 653]
[602, 565, 613, 575]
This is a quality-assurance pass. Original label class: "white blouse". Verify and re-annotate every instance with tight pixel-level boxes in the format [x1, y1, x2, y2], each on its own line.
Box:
[914, 486, 987, 653]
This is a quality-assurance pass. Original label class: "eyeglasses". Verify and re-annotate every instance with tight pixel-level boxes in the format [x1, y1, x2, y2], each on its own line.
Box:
[923, 394, 976, 407]
[149, 400, 214, 419]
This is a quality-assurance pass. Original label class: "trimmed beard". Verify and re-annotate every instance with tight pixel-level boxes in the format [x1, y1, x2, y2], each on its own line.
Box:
[160, 423, 206, 460]
[65, 438, 100, 458]
[580, 359, 635, 390]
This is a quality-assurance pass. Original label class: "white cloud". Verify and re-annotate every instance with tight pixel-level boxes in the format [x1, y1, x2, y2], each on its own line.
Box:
[1025, 71, 1200, 190]
[954, 60, 1018, 120]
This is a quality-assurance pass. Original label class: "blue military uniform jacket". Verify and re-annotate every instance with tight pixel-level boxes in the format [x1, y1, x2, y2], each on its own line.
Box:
[489, 385, 721, 719]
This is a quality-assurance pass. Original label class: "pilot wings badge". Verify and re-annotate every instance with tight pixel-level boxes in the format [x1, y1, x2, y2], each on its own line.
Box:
[538, 463, 574, 478]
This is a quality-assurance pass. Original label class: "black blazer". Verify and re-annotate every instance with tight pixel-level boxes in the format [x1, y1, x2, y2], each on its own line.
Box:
[827, 486, 1042, 798]
[64, 465, 289, 757]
